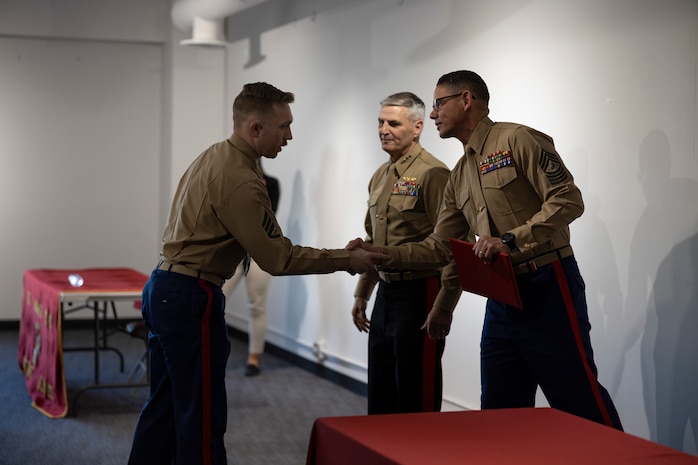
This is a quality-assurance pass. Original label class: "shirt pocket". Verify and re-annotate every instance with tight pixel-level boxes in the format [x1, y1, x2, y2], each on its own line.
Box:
[367, 192, 381, 218]
[394, 194, 419, 212]
[368, 192, 381, 208]
[456, 186, 472, 215]
[480, 165, 531, 216]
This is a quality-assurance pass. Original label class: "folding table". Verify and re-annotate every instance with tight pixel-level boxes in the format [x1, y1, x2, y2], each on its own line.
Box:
[18, 267, 149, 417]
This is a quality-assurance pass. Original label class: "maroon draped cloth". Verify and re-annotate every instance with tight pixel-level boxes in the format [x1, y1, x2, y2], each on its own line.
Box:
[306, 408, 698, 465]
[18, 268, 148, 418]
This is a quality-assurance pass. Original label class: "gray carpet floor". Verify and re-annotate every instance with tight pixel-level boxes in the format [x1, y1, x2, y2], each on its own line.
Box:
[0, 324, 367, 465]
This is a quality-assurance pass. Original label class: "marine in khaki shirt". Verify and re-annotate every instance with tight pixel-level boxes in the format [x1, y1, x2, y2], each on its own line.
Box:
[161, 132, 363, 281]
[351, 92, 450, 415]
[129, 82, 388, 465]
[379, 115, 584, 314]
[353, 141, 449, 300]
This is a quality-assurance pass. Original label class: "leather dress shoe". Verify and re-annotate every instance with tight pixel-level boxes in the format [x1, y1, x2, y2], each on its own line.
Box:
[245, 364, 261, 377]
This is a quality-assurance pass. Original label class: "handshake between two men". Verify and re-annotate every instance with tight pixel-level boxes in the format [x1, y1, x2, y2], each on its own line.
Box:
[345, 237, 453, 341]
[345, 238, 386, 275]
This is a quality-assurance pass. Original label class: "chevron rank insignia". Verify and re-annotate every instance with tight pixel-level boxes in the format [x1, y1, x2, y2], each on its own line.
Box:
[539, 149, 568, 185]
[262, 211, 281, 239]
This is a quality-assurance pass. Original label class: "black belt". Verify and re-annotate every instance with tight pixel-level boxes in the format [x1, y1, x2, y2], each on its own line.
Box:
[378, 270, 440, 283]
[156, 260, 224, 287]
[513, 246, 574, 276]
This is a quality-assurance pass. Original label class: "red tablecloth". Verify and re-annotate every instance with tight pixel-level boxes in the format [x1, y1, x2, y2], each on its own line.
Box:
[18, 268, 148, 418]
[306, 408, 698, 465]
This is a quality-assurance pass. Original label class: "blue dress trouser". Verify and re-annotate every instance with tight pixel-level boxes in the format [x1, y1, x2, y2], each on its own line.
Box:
[481, 255, 623, 430]
[128, 269, 230, 465]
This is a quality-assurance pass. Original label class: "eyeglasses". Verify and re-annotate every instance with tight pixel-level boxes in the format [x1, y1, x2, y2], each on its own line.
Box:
[432, 92, 462, 111]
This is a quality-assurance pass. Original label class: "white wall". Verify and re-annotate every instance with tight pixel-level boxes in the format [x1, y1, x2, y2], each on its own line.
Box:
[2, 0, 697, 455]
[0, 0, 169, 319]
[216, 0, 698, 454]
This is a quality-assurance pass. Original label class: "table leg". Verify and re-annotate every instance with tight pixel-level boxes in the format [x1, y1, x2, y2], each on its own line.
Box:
[63, 300, 148, 416]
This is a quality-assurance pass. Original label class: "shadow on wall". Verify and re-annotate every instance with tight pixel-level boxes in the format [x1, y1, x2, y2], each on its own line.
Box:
[649, 230, 698, 453]
[284, 170, 309, 339]
[402, 0, 530, 64]
[625, 128, 698, 454]
[569, 148, 625, 398]
[223, 0, 532, 69]
[224, 0, 376, 68]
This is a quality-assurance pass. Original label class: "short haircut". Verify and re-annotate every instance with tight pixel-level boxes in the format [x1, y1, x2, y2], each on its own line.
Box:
[232, 82, 295, 129]
[437, 71, 490, 105]
[380, 91, 425, 122]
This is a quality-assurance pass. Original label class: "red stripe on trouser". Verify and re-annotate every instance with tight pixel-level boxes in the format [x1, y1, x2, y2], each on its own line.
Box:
[551, 261, 614, 427]
[421, 277, 440, 411]
[199, 280, 214, 465]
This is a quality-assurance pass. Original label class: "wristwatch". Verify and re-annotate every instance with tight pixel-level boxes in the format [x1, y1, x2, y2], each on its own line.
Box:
[501, 232, 518, 253]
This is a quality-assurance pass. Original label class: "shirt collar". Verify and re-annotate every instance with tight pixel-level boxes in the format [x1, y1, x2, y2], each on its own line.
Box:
[229, 134, 264, 177]
[464, 116, 494, 157]
[392, 142, 423, 178]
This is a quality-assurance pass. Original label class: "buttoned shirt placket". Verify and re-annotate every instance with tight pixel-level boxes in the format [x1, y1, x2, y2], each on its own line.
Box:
[373, 163, 399, 247]
[464, 146, 492, 237]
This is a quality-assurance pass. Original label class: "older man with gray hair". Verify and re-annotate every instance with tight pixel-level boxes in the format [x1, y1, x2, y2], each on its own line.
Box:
[351, 92, 450, 414]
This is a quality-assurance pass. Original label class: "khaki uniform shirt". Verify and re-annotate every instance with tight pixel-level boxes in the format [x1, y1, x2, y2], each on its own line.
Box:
[161, 134, 350, 280]
[354, 143, 449, 300]
[381, 117, 584, 312]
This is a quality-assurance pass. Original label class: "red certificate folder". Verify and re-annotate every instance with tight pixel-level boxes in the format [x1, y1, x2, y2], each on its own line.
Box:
[449, 238, 523, 309]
